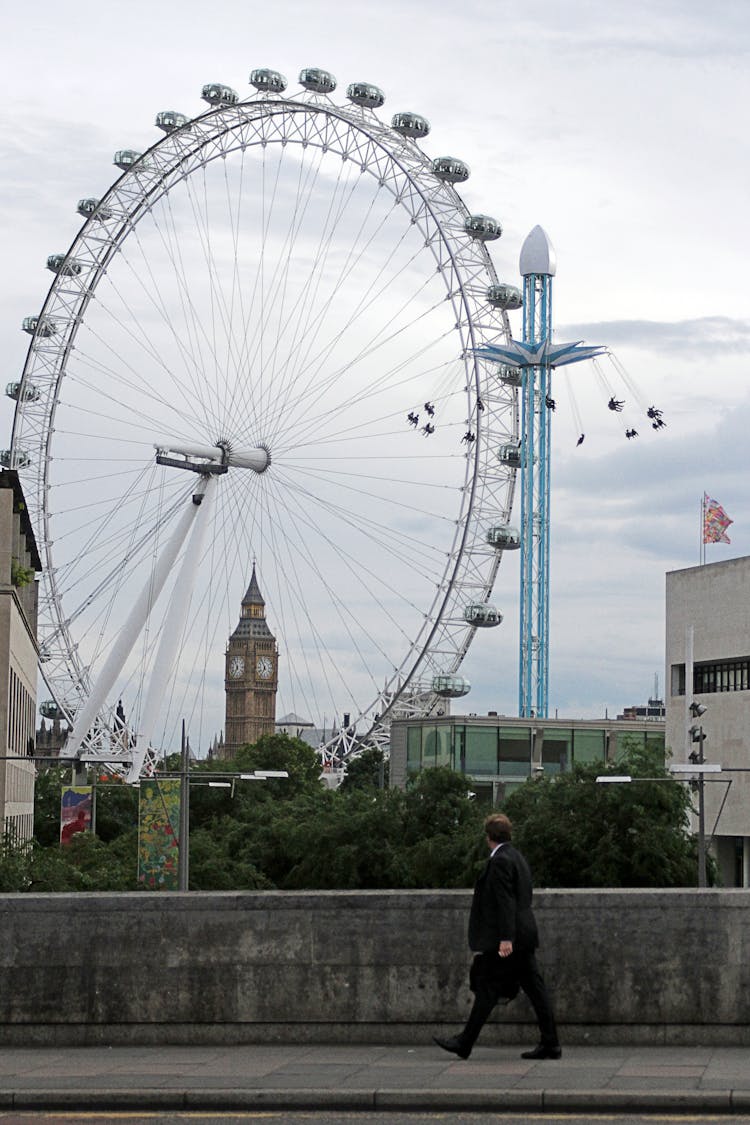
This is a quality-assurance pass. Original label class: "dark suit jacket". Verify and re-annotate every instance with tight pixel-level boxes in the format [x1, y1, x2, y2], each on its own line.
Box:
[468, 842, 539, 954]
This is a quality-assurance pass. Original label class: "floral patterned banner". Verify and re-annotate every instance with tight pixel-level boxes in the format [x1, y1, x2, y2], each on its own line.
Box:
[137, 778, 181, 890]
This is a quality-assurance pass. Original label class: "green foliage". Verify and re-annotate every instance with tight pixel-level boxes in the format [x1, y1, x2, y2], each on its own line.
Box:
[402, 767, 486, 886]
[503, 741, 706, 888]
[0, 832, 138, 892]
[233, 733, 324, 795]
[33, 766, 68, 846]
[21, 736, 704, 893]
[339, 748, 389, 791]
[10, 557, 34, 587]
[93, 781, 139, 843]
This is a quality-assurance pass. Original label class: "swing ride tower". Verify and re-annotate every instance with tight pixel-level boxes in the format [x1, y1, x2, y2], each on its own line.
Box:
[475, 226, 606, 718]
[518, 226, 554, 719]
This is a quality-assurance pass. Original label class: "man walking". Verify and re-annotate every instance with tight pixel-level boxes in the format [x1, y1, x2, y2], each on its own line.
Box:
[433, 812, 561, 1060]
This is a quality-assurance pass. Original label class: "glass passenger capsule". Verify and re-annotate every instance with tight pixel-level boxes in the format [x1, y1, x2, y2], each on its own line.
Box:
[432, 157, 470, 183]
[114, 150, 146, 171]
[498, 442, 522, 467]
[487, 283, 523, 311]
[347, 82, 385, 108]
[201, 83, 239, 106]
[0, 449, 31, 469]
[486, 524, 521, 550]
[498, 366, 522, 387]
[155, 110, 190, 133]
[391, 111, 430, 138]
[464, 214, 502, 242]
[250, 68, 287, 93]
[40, 700, 64, 720]
[432, 673, 471, 698]
[77, 198, 112, 220]
[299, 67, 337, 93]
[22, 315, 57, 337]
[46, 254, 83, 276]
[464, 603, 503, 628]
[5, 382, 41, 403]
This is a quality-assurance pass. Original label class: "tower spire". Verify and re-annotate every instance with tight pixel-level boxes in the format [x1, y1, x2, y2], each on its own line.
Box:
[242, 561, 265, 608]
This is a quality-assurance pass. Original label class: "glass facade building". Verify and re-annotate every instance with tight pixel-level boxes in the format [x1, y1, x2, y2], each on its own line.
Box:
[392, 716, 665, 805]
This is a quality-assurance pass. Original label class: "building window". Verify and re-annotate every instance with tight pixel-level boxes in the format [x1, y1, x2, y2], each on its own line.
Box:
[420, 725, 452, 770]
[694, 657, 750, 695]
[406, 727, 422, 772]
[671, 663, 686, 696]
[542, 729, 571, 774]
[573, 729, 606, 764]
[465, 727, 497, 775]
[498, 727, 531, 777]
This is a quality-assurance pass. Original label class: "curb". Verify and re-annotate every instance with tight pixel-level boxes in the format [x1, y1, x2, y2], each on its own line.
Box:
[3, 1087, 749, 1114]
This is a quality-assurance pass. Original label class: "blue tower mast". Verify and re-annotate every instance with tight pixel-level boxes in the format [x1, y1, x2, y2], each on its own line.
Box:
[518, 226, 555, 718]
[473, 226, 605, 719]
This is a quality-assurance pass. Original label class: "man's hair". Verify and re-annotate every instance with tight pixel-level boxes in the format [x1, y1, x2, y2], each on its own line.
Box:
[484, 813, 512, 843]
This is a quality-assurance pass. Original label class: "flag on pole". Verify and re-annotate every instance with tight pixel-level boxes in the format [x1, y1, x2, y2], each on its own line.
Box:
[703, 494, 733, 544]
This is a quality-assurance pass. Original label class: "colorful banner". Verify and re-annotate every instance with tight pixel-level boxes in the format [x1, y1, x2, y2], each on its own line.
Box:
[703, 493, 733, 544]
[137, 778, 181, 890]
[60, 786, 93, 844]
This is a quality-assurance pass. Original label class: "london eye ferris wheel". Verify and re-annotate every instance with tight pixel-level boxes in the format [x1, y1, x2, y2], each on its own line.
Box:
[6, 66, 523, 777]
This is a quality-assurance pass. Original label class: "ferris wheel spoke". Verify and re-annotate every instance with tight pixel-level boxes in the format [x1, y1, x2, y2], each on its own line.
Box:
[277, 328, 461, 456]
[250, 145, 339, 426]
[266, 466, 444, 629]
[85, 263, 223, 444]
[259, 473, 395, 698]
[123, 223, 220, 421]
[277, 460, 457, 569]
[175, 158, 264, 433]
[243, 157, 374, 438]
[254, 484, 345, 722]
[262, 220, 426, 442]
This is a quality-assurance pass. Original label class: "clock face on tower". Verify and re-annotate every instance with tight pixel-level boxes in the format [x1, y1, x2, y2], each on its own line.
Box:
[256, 655, 273, 680]
[229, 655, 245, 678]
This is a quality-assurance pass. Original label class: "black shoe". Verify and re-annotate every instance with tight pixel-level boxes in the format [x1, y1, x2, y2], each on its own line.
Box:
[433, 1035, 471, 1060]
[521, 1043, 562, 1060]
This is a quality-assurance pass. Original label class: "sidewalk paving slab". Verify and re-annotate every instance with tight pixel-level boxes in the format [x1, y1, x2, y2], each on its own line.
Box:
[0, 1043, 749, 1114]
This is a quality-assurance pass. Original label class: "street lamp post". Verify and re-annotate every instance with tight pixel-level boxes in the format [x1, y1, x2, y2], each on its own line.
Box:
[178, 720, 189, 892]
[596, 759, 723, 889]
[688, 701, 708, 888]
[172, 745, 289, 891]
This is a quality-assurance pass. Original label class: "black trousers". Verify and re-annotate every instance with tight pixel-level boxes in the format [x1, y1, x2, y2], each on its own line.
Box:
[460, 950, 558, 1049]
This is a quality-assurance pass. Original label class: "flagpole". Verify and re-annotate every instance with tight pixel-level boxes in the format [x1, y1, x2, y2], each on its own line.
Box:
[700, 493, 704, 566]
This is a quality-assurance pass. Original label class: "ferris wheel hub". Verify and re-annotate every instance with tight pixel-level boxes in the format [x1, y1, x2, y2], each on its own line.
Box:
[154, 440, 270, 474]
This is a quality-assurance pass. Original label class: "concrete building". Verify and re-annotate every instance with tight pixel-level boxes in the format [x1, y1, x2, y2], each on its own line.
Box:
[0, 470, 42, 841]
[666, 556, 750, 887]
[390, 713, 665, 803]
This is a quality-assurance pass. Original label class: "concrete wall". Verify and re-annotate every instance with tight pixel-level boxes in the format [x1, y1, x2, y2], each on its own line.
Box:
[0, 478, 39, 841]
[1, 889, 749, 1046]
[666, 559, 750, 850]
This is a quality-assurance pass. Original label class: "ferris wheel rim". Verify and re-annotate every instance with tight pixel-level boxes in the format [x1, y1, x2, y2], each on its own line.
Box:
[11, 81, 518, 755]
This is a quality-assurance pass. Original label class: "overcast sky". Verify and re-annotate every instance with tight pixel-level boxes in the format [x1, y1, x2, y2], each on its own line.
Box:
[2, 0, 749, 723]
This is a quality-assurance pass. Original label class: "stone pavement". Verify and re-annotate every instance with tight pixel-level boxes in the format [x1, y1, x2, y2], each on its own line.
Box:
[0, 1044, 746, 1116]
[0, 1043, 749, 1113]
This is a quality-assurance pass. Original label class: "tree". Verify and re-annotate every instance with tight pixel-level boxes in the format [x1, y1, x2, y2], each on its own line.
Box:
[401, 767, 486, 887]
[233, 733, 324, 795]
[503, 741, 705, 887]
[33, 766, 69, 846]
[339, 748, 389, 791]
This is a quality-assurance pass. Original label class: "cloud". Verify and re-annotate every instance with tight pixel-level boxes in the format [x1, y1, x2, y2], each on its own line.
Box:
[558, 318, 750, 357]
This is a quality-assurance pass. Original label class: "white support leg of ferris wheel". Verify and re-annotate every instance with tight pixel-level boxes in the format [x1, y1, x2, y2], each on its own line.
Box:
[126, 474, 217, 782]
[64, 474, 213, 764]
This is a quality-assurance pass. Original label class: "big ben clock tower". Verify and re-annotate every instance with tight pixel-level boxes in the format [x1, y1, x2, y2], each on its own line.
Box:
[224, 564, 278, 756]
